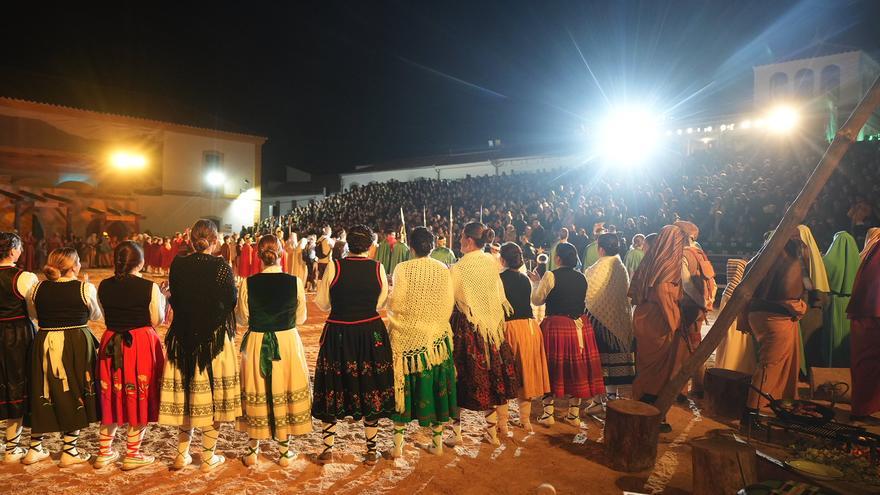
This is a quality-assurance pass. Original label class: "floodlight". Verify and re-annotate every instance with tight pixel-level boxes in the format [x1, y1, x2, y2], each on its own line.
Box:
[205, 170, 226, 187]
[676, 129, 683, 135]
[686, 128, 693, 134]
[110, 152, 147, 170]
[705, 126, 713, 132]
[597, 106, 660, 164]
[741, 120, 752, 129]
[766, 105, 799, 133]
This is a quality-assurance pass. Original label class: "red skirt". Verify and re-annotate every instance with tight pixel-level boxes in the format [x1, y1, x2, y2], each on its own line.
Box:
[98, 326, 166, 425]
[451, 310, 519, 411]
[850, 318, 880, 416]
[540, 315, 605, 399]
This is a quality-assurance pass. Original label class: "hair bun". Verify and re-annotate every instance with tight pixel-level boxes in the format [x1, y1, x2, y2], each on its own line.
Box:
[194, 238, 210, 251]
[43, 265, 61, 281]
[481, 227, 495, 244]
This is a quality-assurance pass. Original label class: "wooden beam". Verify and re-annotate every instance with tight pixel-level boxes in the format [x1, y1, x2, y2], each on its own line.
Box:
[653, 74, 880, 415]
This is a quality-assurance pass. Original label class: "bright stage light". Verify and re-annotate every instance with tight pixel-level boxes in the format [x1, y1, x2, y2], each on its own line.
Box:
[720, 125, 727, 132]
[597, 106, 660, 164]
[686, 127, 693, 134]
[754, 119, 765, 128]
[110, 152, 147, 170]
[705, 126, 713, 132]
[205, 170, 226, 187]
[766, 105, 799, 133]
[676, 129, 683, 135]
[741, 120, 752, 129]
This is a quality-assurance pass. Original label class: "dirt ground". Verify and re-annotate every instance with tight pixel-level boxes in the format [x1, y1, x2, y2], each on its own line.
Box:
[0, 269, 800, 494]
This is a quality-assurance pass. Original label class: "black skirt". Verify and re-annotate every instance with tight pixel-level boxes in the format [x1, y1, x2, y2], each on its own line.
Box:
[28, 328, 100, 433]
[0, 318, 36, 420]
[311, 319, 395, 422]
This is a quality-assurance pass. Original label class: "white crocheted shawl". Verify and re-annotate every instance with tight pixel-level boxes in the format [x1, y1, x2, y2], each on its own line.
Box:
[387, 257, 455, 412]
[450, 250, 512, 352]
[584, 255, 633, 345]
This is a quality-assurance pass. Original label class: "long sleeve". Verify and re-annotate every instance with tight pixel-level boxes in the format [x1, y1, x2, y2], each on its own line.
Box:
[16, 271, 38, 300]
[236, 278, 250, 327]
[25, 282, 38, 322]
[315, 260, 334, 312]
[149, 282, 167, 327]
[531, 270, 556, 306]
[218, 261, 238, 309]
[85, 282, 103, 322]
[377, 265, 389, 309]
[296, 277, 307, 326]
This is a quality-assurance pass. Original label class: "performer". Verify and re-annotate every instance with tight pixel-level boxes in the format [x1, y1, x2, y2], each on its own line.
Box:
[714, 258, 757, 374]
[239, 235, 253, 279]
[448, 222, 519, 446]
[628, 225, 691, 432]
[250, 233, 262, 278]
[584, 233, 635, 397]
[237, 234, 311, 467]
[158, 219, 241, 472]
[581, 223, 606, 270]
[821, 231, 859, 367]
[160, 238, 174, 276]
[741, 233, 809, 421]
[219, 235, 233, 267]
[26, 247, 102, 466]
[429, 234, 457, 266]
[374, 230, 395, 275]
[499, 242, 550, 432]
[366, 232, 379, 260]
[624, 234, 646, 277]
[0, 233, 39, 463]
[796, 225, 830, 374]
[387, 227, 457, 457]
[315, 226, 333, 280]
[531, 242, 604, 427]
[95, 241, 166, 470]
[846, 228, 880, 421]
[547, 228, 569, 271]
[311, 224, 394, 465]
[675, 221, 716, 398]
[388, 234, 410, 277]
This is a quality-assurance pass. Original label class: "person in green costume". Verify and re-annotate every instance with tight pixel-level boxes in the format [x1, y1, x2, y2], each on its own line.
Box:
[624, 233, 646, 277]
[374, 230, 395, 276]
[389, 235, 410, 277]
[429, 234, 457, 266]
[582, 223, 606, 270]
[547, 228, 569, 271]
[821, 231, 860, 367]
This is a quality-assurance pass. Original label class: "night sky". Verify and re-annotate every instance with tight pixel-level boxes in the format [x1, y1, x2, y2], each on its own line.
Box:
[2, 1, 878, 178]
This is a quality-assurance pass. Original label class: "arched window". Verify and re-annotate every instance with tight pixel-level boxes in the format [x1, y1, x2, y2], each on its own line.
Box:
[821, 65, 840, 100]
[793, 68, 814, 99]
[769, 72, 789, 99]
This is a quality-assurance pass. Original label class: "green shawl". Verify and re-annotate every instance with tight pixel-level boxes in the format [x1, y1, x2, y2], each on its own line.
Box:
[389, 242, 411, 276]
[430, 246, 457, 266]
[376, 240, 393, 275]
[624, 248, 645, 277]
[583, 241, 600, 270]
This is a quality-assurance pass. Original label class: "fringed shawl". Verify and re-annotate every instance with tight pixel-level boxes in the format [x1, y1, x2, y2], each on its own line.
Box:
[584, 255, 633, 347]
[450, 250, 512, 355]
[165, 253, 237, 397]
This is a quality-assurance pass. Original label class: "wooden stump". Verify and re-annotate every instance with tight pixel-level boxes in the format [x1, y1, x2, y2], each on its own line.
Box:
[690, 437, 758, 495]
[604, 399, 661, 472]
[704, 368, 750, 419]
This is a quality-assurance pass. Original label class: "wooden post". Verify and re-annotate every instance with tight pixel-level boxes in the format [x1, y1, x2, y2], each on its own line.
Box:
[653, 74, 880, 416]
[604, 399, 661, 472]
[691, 437, 758, 495]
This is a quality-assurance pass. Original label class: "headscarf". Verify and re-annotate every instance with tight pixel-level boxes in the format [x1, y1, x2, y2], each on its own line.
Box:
[628, 225, 687, 305]
[674, 220, 699, 241]
[847, 238, 880, 318]
[720, 258, 747, 307]
[862, 227, 880, 261]
[797, 225, 830, 293]
[823, 232, 860, 297]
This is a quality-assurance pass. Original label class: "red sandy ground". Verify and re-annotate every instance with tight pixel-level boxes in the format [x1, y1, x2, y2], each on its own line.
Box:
[0, 269, 808, 494]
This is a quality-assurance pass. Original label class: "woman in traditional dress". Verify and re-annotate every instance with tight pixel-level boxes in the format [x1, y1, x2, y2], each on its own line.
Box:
[26, 247, 102, 466]
[714, 258, 757, 374]
[584, 234, 635, 398]
[822, 231, 860, 367]
[448, 223, 519, 446]
[0, 233, 39, 463]
[499, 242, 550, 432]
[846, 228, 880, 421]
[796, 225, 830, 372]
[387, 227, 457, 457]
[531, 242, 604, 428]
[311, 224, 395, 465]
[95, 241, 166, 470]
[160, 238, 174, 277]
[628, 225, 690, 432]
[624, 233, 646, 277]
[239, 235, 253, 279]
[237, 234, 311, 467]
[158, 219, 241, 472]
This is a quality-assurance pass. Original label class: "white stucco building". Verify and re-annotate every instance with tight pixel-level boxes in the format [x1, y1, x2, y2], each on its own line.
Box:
[0, 97, 265, 237]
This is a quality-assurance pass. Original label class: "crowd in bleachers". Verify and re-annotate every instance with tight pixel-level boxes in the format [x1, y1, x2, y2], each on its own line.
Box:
[263, 141, 880, 254]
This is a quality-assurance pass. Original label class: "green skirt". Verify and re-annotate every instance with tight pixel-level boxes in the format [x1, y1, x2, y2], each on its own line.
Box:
[392, 342, 458, 427]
